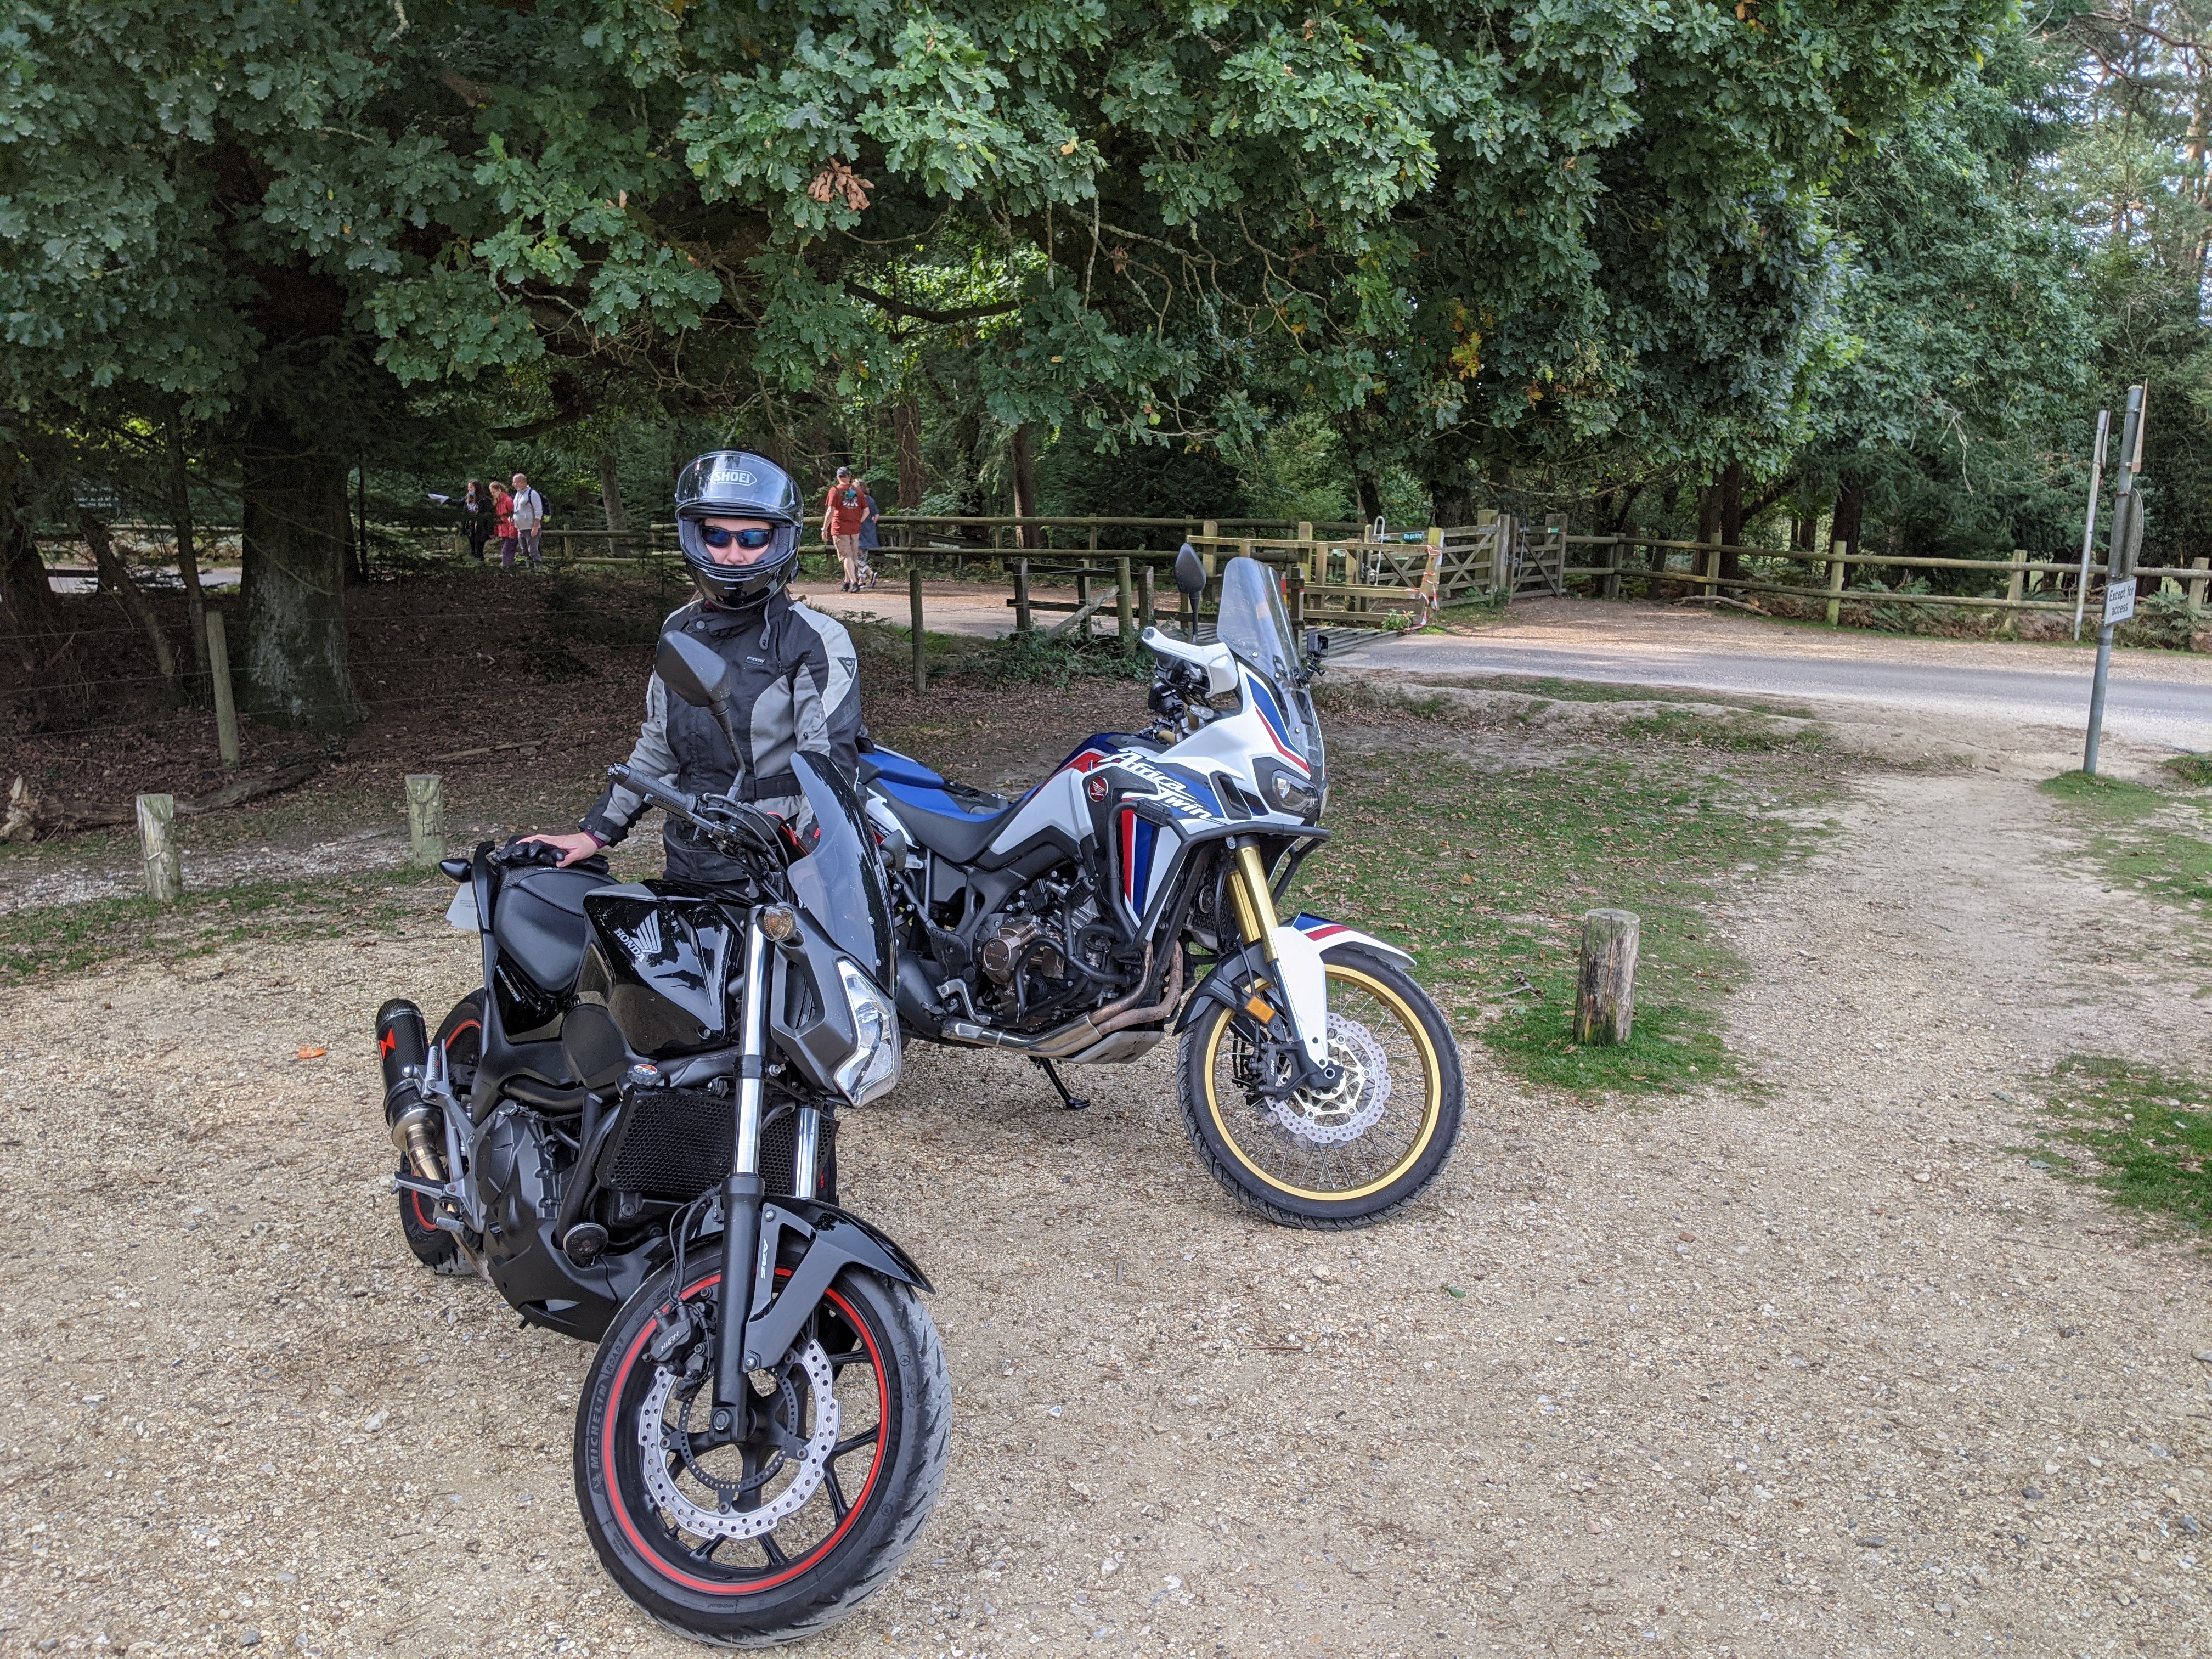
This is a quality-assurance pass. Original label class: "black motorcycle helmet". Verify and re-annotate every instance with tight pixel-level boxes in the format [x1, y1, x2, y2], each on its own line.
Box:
[673, 450, 804, 610]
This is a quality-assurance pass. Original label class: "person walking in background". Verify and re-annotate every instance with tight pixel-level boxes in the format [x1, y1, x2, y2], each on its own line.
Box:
[492, 479, 518, 569]
[822, 465, 869, 591]
[463, 479, 493, 562]
[855, 476, 881, 589]
[510, 471, 549, 571]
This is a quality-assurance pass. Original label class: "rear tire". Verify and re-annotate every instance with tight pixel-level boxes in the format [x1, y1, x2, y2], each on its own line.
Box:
[1177, 944, 1464, 1228]
[397, 1178, 457, 1268]
[574, 1257, 949, 1647]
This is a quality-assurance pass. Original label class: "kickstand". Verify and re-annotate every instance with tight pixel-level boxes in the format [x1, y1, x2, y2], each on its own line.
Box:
[1031, 1057, 1090, 1111]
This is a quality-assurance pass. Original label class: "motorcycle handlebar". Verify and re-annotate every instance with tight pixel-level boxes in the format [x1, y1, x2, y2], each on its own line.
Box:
[607, 764, 792, 865]
[608, 764, 698, 826]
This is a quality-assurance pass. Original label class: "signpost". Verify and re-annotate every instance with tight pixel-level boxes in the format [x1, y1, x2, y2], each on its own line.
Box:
[2083, 385, 2147, 776]
[2072, 408, 2110, 642]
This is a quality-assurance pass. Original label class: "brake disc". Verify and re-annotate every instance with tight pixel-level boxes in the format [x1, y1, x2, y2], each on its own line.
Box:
[1268, 1013, 1391, 1146]
[637, 1338, 840, 1540]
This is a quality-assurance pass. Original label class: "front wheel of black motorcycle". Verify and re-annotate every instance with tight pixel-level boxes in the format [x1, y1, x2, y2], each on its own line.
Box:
[1177, 944, 1464, 1229]
[574, 1260, 950, 1648]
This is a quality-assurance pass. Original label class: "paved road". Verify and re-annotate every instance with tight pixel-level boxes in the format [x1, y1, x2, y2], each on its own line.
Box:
[1340, 599, 2212, 753]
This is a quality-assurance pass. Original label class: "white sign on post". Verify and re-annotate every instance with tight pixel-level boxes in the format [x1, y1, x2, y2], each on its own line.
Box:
[2104, 577, 2138, 627]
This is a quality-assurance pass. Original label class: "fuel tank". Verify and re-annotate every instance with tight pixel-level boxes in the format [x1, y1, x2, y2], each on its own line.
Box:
[575, 883, 740, 1059]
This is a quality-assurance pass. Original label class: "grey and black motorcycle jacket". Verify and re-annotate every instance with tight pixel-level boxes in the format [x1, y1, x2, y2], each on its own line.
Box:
[579, 590, 862, 887]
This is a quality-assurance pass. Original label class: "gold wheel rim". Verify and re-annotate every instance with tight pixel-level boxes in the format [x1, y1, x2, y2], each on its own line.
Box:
[1201, 963, 1443, 1203]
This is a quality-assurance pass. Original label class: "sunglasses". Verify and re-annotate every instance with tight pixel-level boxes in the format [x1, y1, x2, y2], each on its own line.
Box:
[699, 526, 777, 550]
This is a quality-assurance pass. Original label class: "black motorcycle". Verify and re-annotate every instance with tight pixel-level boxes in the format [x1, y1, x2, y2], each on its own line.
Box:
[376, 633, 947, 1646]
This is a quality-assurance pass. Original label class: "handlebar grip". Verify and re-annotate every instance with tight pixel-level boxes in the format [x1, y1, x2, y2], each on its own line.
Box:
[608, 764, 695, 822]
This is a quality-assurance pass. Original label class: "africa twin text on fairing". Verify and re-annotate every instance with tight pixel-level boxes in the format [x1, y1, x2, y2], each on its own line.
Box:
[376, 630, 947, 1649]
[861, 550, 1465, 1227]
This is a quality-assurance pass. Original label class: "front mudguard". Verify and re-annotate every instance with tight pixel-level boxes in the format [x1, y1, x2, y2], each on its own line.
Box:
[687, 1195, 930, 1371]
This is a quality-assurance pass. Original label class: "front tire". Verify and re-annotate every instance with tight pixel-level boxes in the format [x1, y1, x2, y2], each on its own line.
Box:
[1177, 944, 1464, 1228]
[574, 1257, 949, 1647]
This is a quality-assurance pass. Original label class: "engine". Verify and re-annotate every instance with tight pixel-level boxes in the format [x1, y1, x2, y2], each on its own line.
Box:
[971, 874, 1126, 1028]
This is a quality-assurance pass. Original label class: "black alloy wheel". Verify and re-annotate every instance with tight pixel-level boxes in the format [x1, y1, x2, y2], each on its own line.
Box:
[574, 1257, 949, 1646]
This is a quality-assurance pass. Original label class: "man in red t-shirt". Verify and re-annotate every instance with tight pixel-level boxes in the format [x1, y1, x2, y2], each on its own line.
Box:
[821, 466, 873, 591]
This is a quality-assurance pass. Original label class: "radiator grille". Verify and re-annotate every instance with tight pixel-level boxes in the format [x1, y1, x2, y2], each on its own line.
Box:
[601, 1088, 833, 1203]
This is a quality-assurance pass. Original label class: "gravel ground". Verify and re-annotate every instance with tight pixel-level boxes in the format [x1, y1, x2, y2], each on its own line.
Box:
[2, 750, 2208, 1659]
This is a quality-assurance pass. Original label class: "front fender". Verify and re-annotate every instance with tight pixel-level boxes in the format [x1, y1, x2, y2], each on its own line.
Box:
[1287, 912, 1416, 968]
[688, 1195, 933, 1372]
[1173, 915, 1418, 1037]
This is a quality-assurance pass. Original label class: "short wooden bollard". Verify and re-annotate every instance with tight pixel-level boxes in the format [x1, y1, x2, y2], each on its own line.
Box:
[1574, 909, 1639, 1045]
[1014, 558, 1032, 633]
[1139, 564, 1156, 633]
[206, 611, 240, 770]
[137, 793, 182, 904]
[405, 774, 444, 866]
[909, 568, 927, 694]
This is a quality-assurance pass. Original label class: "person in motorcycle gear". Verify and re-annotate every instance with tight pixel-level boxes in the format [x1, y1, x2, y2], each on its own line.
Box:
[526, 450, 861, 885]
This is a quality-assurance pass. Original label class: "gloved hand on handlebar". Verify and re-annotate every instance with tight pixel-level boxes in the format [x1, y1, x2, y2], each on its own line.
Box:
[521, 830, 605, 868]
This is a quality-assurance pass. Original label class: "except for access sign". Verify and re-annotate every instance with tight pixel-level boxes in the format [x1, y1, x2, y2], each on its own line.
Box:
[2104, 577, 2138, 627]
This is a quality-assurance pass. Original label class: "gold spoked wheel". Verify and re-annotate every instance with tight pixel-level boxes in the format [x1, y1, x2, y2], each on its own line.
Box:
[1175, 946, 1465, 1228]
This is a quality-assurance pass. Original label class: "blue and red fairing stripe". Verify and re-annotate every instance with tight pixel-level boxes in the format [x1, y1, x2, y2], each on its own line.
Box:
[1243, 677, 1310, 772]
[1119, 808, 1159, 911]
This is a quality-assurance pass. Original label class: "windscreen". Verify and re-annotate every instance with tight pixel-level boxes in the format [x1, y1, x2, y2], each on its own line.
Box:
[787, 751, 896, 988]
[1215, 556, 1322, 775]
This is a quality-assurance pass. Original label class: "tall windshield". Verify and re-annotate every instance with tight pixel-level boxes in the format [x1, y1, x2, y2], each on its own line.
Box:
[1215, 556, 1322, 775]
[787, 751, 896, 987]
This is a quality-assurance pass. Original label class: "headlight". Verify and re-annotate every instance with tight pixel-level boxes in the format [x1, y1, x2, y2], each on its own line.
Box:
[831, 958, 901, 1104]
[1256, 760, 1321, 819]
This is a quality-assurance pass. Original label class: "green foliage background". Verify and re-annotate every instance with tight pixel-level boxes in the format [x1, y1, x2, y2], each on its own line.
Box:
[5, 1, 2212, 721]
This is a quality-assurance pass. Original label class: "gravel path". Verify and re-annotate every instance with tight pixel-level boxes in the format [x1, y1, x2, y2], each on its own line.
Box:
[1, 761, 2207, 1659]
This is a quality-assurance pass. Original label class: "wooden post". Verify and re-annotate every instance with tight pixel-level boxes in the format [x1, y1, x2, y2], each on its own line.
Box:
[205, 611, 240, 771]
[1075, 567, 1093, 640]
[1574, 910, 1639, 1046]
[1201, 520, 1217, 540]
[1825, 540, 1848, 626]
[405, 774, 444, 867]
[1115, 556, 1133, 643]
[1014, 558, 1032, 633]
[909, 567, 927, 693]
[2190, 556, 2209, 608]
[1139, 563, 1156, 632]
[137, 793, 181, 904]
[1602, 534, 1623, 601]
[1286, 566, 1304, 631]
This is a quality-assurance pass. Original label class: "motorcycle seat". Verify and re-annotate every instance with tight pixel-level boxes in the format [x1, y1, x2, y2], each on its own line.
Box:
[876, 790, 1023, 865]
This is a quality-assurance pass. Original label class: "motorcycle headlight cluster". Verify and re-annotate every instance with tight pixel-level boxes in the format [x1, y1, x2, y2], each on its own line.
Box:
[832, 957, 901, 1104]
[1254, 759, 1321, 820]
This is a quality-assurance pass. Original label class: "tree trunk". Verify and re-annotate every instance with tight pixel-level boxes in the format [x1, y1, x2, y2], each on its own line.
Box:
[952, 406, 984, 516]
[598, 445, 628, 534]
[1429, 476, 1479, 531]
[0, 444, 85, 720]
[1717, 460, 1746, 583]
[1695, 482, 1720, 547]
[78, 508, 179, 701]
[1009, 423, 1040, 550]
[894, 399, 924, 510]
[167, 419, 209, 689]
[1831, 476, 1865, 561]
[239, 431, 358, 732]
[1356, 470, 1386, 526]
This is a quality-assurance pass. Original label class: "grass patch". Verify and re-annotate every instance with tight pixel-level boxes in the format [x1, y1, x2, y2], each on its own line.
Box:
[2040, 770, 2212, 911]
[2035, 1056, 2212, 1237]
[1613, 708, 1826, 753]
[2163, 753, 2212, 788]
[1285, 746, 1831, 1099]
[0, 866, 443, 985]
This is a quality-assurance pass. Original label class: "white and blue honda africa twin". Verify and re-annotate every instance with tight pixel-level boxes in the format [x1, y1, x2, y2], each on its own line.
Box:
[861, 550, 1464, 1226]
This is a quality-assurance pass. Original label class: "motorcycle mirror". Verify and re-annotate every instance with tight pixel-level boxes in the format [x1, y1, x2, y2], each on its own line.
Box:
[655, 631, 733, 712]
[1173, 543, 1206, 597]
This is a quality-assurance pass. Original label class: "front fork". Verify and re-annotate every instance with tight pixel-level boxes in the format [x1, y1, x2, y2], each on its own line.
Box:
[715, 913, 772, 1414]
[1226, 839, 1336, 1085]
